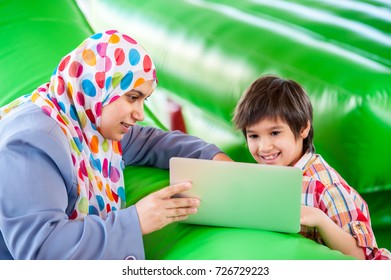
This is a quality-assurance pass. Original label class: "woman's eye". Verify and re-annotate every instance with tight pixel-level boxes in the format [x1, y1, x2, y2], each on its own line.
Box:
[126, 95, 138, 102]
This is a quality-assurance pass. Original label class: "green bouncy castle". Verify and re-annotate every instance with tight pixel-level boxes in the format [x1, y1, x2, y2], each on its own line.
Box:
[1, 0, 390, 259]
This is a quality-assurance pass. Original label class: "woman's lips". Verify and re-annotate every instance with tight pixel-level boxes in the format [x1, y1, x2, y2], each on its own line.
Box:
[120, 121, 132, 133]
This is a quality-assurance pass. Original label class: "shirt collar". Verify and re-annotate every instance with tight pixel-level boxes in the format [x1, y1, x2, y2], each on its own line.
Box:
[294, 151, 317, 171]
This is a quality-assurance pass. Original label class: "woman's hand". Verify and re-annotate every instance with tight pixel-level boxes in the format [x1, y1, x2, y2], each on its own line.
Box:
[135, 182, 200, 235]
[212, 152, 233, 161]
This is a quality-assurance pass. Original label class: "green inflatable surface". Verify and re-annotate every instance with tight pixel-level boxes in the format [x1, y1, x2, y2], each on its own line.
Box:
[1, 0, 389, 259]
[80, 0, 391, 253]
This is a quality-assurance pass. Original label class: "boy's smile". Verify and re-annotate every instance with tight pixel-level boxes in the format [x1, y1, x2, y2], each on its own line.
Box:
[259, 152, 280, 164]
[246, 117, 310, 167]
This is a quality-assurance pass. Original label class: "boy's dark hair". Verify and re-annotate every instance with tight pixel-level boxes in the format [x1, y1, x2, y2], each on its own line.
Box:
[233, 75, 315, 153]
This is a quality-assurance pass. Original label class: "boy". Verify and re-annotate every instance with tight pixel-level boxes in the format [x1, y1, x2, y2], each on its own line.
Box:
[233, 75, 390, 260]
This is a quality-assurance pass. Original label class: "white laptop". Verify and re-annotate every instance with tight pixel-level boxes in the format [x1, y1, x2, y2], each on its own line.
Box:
[169, 157, 303, 233]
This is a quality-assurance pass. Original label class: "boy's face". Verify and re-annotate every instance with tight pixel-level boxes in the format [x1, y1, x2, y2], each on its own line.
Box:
[246, 117, 310, 167]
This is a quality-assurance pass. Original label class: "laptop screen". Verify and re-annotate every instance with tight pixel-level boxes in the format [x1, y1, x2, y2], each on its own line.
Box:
[169, 157, 303, 233]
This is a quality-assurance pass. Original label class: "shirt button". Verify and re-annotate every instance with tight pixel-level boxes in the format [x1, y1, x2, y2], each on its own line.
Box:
[124, 255, 137, 260]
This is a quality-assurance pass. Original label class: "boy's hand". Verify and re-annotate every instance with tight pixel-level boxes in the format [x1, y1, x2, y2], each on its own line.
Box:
[300, 205, 325, 228]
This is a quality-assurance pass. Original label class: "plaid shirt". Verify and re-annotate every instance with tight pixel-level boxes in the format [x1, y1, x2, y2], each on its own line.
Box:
[294, 152, 391, 260]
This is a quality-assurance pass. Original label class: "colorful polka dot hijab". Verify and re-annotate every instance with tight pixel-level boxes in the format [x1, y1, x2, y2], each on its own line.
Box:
[0, 30, 157, 220]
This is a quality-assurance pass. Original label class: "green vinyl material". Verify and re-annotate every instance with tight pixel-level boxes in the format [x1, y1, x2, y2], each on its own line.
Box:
[80, 0, 391, 193]
[0, 0, 389, 259]
[0, 0, 92, 106]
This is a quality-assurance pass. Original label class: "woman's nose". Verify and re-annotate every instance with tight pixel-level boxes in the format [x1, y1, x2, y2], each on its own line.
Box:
[131, 103, 145, 122]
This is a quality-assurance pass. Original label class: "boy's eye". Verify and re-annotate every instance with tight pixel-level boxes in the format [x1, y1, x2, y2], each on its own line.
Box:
[271, 131, 280, 136]
[247, 134, 258, 139]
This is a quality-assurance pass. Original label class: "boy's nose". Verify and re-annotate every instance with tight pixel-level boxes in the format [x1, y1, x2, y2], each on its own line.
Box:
[258, 138, 273, 152]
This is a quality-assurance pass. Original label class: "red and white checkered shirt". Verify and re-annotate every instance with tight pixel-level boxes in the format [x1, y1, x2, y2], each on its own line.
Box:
[294, 152, 391, 260]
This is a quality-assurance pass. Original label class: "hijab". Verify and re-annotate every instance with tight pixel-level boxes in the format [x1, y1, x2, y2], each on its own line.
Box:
[0, 30, 157, 220]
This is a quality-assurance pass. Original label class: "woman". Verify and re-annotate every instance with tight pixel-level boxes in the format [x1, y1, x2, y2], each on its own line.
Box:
[0, 30, 229, 259]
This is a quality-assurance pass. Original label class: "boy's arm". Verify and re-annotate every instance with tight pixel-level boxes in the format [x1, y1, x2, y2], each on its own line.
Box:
[300, 205, 365, 259]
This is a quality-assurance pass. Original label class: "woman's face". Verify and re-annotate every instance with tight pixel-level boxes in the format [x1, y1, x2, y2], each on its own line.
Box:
[99, 80, 154, 141]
